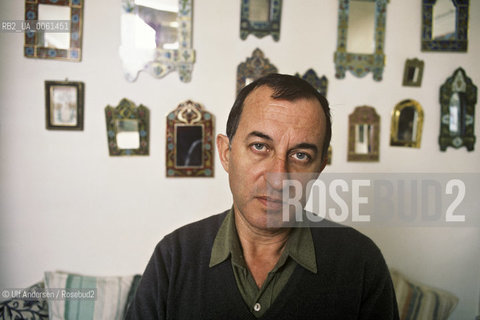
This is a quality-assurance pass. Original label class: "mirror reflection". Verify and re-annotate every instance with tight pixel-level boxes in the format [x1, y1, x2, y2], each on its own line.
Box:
[37, 4, 71, 49]
[432, 0, 456, 40]
[175, 125, 203, 167]
[120, 0, 194, 82]
[354, 124, 372, 154]
[397, 106, 417, 142]
[116, 120, 140, 149]
[249, 0, 270, 22]
[346, 0, 375, 54]
[448, 92, 462, 136]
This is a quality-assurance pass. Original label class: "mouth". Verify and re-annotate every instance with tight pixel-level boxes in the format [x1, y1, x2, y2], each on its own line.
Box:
[256, 196, 286, 211]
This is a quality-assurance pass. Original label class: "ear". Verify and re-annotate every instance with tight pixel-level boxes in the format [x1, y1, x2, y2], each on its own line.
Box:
[216, 134, 231, 172]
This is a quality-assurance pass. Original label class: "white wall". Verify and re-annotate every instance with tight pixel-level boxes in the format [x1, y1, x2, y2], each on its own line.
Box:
[1, 0, 479, 318]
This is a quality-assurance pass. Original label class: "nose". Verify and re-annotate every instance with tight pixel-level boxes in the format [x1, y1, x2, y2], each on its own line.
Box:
[265, 155, 289, 192]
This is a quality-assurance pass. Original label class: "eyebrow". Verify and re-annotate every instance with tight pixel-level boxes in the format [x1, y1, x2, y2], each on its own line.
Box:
[245, 131, 318, 154]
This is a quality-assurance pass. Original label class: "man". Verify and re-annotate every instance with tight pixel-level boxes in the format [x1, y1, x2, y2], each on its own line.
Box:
[126, 74, 399, 319]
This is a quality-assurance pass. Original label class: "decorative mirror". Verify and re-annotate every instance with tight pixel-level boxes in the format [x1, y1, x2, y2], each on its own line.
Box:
[105, 99, 150, 156]
[24, 0, 84, 61]
[421, 0, 468, 52]
[166, 100, 214, 177]
[240, 0, 282, 41]
[236, 48, 278, 95]
[295, 69, 328, 97]
[45, 80, 84, 130]
[334, 0, 388, 81]
[119, 0, 195, 82]
[390, 99, 424, 148]
[439, 68, 476, 151]
[348, 106, 380, 161]
[402, 58, 424, 87]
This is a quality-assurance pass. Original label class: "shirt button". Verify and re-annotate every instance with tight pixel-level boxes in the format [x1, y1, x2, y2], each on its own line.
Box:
[254, 303, 261, 312]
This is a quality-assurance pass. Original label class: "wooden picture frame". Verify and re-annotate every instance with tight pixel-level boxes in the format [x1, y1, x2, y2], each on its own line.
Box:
[45, 80, 84, 130]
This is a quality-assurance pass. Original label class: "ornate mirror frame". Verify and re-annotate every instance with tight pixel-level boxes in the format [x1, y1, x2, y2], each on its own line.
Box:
[105, 99, 150, 156]
[390, 99, 424, 148]
[439, 67, 476, 151]
[402, 58, 425, 87]
[120, 0, 195, 82]
[166, 100, 214, 177]
[334, 0, 388, 81]
[24, 0, 84, 61]
[348, 106, 380, 162]
[240, 0, 282, 41]
[236, 48, 278, 95]
[421, 0, 469, 52]
[295, 69, 328, 97]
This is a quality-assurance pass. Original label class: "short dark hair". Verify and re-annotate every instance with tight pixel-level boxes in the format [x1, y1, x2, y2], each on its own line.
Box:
[226, 73, 331, 159]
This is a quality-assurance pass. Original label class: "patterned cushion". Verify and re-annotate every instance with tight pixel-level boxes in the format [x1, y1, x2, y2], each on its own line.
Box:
[390, 269, 458, 320]
[44, 271, 136, 320]
[0, 282, 49, 320]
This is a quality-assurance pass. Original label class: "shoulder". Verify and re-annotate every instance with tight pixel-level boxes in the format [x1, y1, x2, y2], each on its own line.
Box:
[155, 210, 228, 258]
[309, 219, 384, 262]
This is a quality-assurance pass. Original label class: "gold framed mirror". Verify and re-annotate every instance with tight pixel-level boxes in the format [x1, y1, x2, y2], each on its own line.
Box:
[105, 99, 150, 156]
[348, 106, 380, 161]
[166, 100, 214, 177]
[24, 0, 84, 61]
[402, 58, 424, 87]
[334, 0, 389, 81]
[120, 0, 195, 82]
[390, 100, 424, 148]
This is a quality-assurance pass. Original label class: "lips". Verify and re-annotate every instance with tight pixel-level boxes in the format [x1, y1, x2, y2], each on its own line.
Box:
[256, 196, 286, 211]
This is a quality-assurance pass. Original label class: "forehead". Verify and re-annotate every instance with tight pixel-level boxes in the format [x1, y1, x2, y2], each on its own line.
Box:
[238, 86, 326, 135]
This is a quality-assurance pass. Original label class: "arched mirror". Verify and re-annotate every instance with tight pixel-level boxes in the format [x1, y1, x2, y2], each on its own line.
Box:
[105, 99, 150, 156]
[390, 100, 424, 148]
[166, 100, 215, 177]
[421, 0, 469, 52]
[24, 0, 84, 61]
[334, 0, 389, 81]
[439, 68, 476, 151]
[348, 106, 380, 161]
[240, 0, 282, 41]
[119, 0, 195, 82]
[236, 48, 278, 95]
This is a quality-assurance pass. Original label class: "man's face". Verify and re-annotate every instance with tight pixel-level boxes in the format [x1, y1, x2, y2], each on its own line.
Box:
[217, 86, 327, 230]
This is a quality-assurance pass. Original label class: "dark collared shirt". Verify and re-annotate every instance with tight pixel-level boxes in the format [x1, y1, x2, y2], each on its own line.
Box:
[209, 210, 317, 317]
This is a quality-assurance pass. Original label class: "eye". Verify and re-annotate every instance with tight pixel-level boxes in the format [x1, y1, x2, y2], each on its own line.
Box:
[291, 152, 311, 162]
[250, 143, 268, 153]
[253, 143, 265, 151]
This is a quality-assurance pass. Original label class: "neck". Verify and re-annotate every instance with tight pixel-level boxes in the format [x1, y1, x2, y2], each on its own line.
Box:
[233, 208, 290, 257]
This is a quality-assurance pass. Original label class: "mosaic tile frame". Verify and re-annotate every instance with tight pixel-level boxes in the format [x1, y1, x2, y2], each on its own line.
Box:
[24, 0, 83, 61]
[334, 0, 388, 81]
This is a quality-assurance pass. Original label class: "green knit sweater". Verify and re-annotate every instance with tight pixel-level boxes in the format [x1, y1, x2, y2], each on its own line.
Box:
[126, 210, 399, 319]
